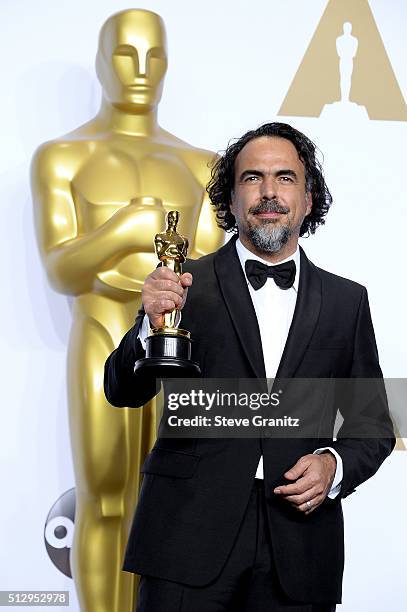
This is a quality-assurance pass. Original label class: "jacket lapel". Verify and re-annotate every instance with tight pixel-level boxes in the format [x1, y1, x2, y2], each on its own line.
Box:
[276, 246, 322, 378]
[214, 237, 266, 378]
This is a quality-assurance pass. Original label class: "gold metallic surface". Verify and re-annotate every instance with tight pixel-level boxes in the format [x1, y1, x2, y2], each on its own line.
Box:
[150, 326, 191, 338]
[154, 210, 188, 329]
[30, 9, 223, 611]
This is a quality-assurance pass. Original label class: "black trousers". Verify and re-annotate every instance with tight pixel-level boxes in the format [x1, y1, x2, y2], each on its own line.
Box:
[136, 480, 336, 612]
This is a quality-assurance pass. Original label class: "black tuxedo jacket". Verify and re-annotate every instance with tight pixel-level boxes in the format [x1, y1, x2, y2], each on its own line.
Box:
[104, 237, 395, 604]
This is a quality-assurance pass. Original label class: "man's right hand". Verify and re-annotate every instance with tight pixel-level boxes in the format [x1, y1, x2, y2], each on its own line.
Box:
[142, 267, 193, 329]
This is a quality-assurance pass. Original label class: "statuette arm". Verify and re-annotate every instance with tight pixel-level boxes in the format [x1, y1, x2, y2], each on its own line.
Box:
[31, 145, 165, 295]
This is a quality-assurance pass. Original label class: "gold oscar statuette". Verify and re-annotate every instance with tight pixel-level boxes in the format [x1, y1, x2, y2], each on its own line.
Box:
[134, 210, 201, 377]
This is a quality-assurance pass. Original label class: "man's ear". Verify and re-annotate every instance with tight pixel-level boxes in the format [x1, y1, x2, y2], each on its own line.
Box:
[305, 192, 312, 216]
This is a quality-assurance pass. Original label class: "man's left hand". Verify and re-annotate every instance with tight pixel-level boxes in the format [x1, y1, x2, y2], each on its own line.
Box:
[273, 453, 337, 514]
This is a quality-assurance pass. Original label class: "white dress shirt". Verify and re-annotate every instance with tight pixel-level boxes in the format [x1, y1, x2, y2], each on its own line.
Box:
[139, 239, 342, 497]
[235, 239, 342, 497]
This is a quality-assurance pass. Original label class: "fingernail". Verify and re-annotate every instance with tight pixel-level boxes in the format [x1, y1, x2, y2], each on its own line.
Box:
[274, 488, 281, 494]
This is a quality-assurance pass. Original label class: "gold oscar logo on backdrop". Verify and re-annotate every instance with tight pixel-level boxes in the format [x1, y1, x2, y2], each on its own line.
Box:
[278, 0, 407, 121]
[279, 0, 406, 450]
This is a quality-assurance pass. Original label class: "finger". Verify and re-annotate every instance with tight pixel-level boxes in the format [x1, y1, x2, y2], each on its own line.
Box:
[304, 503, 320, 515]
[146, 296, 180, 317]
[145, 303, 172, 329]
[283, 455, 314, 480]
[153, 279, 185, 297]
[281, 486, 319, 505]
[150, 267, 181, 283]
[143, 295, 182, 315]
[274, 476, 314, 496]
[300, 499, 315, 513]
[179, 272, 193, 287]
[302, 496, 323, 514]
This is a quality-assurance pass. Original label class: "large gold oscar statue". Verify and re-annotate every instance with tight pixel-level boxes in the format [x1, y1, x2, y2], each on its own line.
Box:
[30, 9, 223, 611]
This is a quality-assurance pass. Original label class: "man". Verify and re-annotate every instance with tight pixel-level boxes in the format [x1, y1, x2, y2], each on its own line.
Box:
[104, 122, 395, 611]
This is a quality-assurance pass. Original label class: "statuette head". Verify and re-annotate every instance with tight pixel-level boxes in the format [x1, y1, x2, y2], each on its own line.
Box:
[167, 210, 179, 230]
[96, 9, 168, 111]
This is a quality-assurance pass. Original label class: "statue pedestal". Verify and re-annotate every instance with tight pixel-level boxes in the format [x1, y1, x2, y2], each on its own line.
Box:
[321, 101, 369, 120]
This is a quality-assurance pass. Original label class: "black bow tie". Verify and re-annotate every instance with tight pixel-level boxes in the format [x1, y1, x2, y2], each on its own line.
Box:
[245, 259, 296, 290]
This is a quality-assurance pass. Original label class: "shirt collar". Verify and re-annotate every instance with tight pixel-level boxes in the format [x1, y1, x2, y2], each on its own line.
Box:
[235, 237, 300, 292]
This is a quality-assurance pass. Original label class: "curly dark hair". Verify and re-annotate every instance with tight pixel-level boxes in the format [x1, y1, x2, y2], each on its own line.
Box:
[206, 122, 332, 237]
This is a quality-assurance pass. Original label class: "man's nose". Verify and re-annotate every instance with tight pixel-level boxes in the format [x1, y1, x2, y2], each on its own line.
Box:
[260, 176, 277, 200]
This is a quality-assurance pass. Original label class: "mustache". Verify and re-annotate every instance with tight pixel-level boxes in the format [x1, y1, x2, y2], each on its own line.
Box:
[249, 200, 289, 215]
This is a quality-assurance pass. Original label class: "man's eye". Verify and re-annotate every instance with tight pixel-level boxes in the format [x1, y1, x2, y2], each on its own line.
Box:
[244, 176, 259, 182]
[279, 176, 293, 183]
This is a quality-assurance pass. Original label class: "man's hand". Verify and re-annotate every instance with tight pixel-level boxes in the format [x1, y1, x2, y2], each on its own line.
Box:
[273, 452, 337, 514]
[142, 267, 193, 329]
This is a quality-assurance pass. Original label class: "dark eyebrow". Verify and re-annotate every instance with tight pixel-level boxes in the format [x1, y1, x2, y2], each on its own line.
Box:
[239, 169, 264, 181]
[238, 168, 299, 182]
[275, 169, 298, 180]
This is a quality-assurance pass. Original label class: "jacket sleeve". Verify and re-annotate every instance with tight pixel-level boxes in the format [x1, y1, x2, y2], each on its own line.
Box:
[104, 307, 159, 408]
[330, 287, 395, 498]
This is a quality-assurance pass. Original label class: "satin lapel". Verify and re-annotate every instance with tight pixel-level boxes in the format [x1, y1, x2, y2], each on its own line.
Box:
[214, 237, 266, 379]
[276, 247, 322, 379]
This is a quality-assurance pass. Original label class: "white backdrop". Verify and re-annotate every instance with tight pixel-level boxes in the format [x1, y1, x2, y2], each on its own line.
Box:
[0, 0, 406, 609]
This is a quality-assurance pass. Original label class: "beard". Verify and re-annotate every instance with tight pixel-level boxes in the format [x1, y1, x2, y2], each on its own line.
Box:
[247, 222, 291, 254]
[245, 199, 293, 254]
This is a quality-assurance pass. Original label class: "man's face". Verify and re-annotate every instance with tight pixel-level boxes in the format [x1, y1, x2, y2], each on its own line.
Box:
[230, 136, 312, 257]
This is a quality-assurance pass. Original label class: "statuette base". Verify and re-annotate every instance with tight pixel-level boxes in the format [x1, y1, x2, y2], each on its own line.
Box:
[134, 332, 200, 378]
